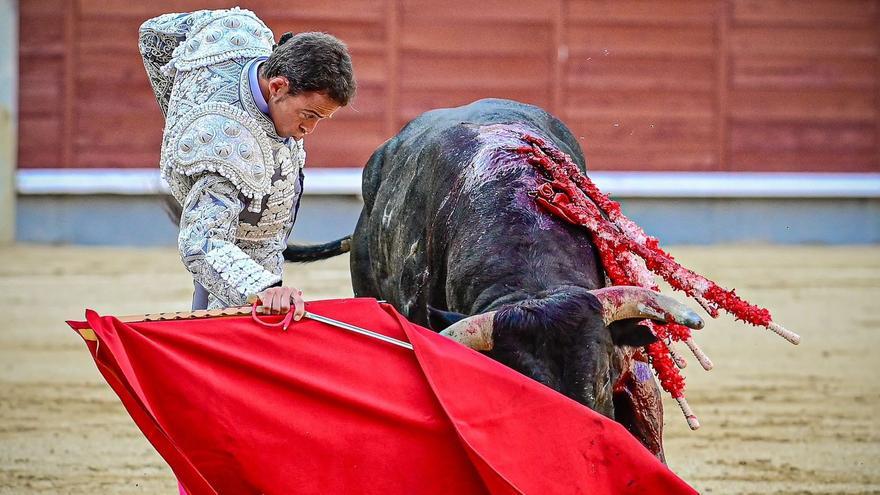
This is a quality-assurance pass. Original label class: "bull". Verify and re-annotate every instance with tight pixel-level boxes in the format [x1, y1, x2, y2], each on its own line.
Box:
[288, 98, 704, 459]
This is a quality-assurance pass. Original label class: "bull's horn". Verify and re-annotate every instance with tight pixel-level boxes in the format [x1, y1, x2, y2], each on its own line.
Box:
[439, 312, 497, 351]
[589, 286, 704, 330]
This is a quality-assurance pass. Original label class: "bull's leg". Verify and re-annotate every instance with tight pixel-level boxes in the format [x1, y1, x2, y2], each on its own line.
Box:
[350, 210, 380, 298]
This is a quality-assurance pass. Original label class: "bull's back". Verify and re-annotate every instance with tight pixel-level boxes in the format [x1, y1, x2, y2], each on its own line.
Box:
[398, 98, 585, 172]
[361, 99, 586, 216]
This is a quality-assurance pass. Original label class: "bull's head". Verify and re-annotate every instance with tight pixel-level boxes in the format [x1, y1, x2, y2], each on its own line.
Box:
[427, 286, 703, 457]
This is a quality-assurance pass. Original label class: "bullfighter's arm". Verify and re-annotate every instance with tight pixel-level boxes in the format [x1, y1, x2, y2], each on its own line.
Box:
[177, 174, 281, 307]
[137, 10, 209, 116]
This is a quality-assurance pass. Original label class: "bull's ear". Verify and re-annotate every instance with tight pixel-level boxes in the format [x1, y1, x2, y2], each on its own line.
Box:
[608, 320, 658, 348]
[427, 306, 468, 331]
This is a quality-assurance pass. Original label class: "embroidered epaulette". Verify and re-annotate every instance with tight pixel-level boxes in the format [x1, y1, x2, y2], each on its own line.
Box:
[163, 8, 273, 75]
[161, 102, 275, 211]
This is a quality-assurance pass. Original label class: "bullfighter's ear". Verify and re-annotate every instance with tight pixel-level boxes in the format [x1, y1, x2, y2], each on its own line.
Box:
[427, 306, 468, 331]
[608, 320, 658, 348]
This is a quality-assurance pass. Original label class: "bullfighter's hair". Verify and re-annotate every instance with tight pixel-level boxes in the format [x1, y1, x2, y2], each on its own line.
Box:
[262, 32, 356, 106]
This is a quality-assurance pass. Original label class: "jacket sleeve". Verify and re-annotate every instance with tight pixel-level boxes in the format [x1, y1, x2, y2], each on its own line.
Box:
[177, 173, 281, 307]
[137, 11, 207, 116]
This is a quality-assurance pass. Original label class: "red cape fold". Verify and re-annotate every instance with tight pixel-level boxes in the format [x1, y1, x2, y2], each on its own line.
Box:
[67, 298, 696, 495]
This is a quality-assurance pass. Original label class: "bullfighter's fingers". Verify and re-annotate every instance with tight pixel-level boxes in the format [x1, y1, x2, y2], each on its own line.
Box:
[278, 287, 292, 314]
[292, 289, 305, 321]
[269, 289, 283, 315]
[256, 289, 269, 313]
[253, 291, 267, 314]
[258, 289, 274, 314]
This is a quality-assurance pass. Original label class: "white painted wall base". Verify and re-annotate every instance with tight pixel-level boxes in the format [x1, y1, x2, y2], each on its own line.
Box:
[15, 193, 880, 245]
[16, 169, 880, 198]
[14, 169, 880, 245]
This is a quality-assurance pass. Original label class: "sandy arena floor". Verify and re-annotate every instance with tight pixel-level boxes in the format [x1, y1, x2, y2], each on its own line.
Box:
[0, 244, 877, 494]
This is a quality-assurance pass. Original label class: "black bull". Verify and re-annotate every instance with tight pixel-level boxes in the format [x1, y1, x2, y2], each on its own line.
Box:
[295, 99, 672, 458]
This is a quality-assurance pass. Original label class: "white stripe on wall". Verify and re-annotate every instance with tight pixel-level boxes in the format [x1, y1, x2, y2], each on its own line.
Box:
[16, 168, 880, 198]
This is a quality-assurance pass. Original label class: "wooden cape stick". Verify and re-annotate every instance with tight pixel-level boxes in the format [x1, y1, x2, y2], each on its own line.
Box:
[76, 306, 259, 342]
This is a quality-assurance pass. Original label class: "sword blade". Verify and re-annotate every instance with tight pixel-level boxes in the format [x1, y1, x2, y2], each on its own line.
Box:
[303, 311, 414, 350]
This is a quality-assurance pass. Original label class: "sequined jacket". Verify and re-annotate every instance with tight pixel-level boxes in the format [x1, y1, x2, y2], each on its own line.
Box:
[139, 8, 304, 309]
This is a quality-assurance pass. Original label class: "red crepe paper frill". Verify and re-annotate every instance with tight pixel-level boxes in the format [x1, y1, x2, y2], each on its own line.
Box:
[515, 134, 779, 401]
[647, 341, 685, 398]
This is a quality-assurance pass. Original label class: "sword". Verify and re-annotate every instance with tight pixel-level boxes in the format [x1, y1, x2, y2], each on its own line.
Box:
[246, 294, 412, 350]
[302, 310, 413, 350]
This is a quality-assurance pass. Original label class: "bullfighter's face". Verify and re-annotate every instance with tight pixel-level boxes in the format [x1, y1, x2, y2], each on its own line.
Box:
[265, 76, 341, 140]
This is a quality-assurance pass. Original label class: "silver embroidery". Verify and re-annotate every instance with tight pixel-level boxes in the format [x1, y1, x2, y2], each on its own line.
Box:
[162, 102, 276, 207]
[162, 8, 274, 76]
[236, 175, 297, 241]
[179, 175, 281, 309]
[138, 12, 200, 116]
[139, 8, 307, 308]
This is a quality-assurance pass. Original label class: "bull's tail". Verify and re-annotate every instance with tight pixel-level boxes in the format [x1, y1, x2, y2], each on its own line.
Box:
[283, 237, 351, 262]
[163, 194, 182, 226]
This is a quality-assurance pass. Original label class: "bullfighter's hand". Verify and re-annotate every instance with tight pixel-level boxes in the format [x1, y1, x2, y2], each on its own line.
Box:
[256, 286, 306, 320]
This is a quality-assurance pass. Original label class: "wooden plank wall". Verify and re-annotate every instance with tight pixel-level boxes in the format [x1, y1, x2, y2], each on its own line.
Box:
[727, 0, 879, 171]
[17, 0, 880, 171]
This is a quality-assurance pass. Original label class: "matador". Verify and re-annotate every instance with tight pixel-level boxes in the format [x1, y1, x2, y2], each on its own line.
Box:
[138, 8, 356, 316]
